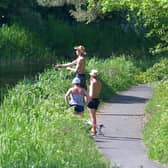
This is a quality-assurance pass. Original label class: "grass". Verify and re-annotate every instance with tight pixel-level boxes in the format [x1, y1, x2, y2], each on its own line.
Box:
[143, 80, 168, 164]
[1, 69, 108, 167]
[0, 24, 55, 65]
[0, 56, 138, 167]
[137, 58, 168, 83]
[139, 58, 168, 164]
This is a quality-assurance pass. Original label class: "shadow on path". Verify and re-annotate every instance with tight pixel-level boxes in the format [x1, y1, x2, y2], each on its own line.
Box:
[96, 136, 141, 142]
[97, 113, 144, 116]
[106, 94, 149, 104]
[96, 84, 166, 168]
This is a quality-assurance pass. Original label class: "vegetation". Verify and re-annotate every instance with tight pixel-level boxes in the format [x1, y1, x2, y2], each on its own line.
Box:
[88, 0, 168, 55]
[0, 57, 138, 167]
[0, 0, 159, 66]
[143, 80, 168, 164]
[0, 20, 151, 65]
[0, 24, 55, 65]
[87, 56, 139, 99]
[138, 58, 168, 83]
[0, 0, 168, 166]
[138, 59, 168, 164]
[37, 0, 168, 55]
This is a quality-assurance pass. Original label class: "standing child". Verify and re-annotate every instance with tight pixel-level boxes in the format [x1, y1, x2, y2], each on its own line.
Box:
[56, 45, 87, 89]
[87, 70, 102, 136]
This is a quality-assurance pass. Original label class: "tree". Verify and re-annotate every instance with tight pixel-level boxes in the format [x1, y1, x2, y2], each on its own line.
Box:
[36, 0, 168, 55]
[36, 0, 99, 22]
[87, 0, 168, 55]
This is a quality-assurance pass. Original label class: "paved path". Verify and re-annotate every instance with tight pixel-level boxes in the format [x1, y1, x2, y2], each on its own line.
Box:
[95, 84, 166, 168]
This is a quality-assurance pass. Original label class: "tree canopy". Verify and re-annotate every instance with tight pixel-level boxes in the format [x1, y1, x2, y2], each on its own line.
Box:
[36, 0, 168, 55]
[89, 0, 167, 55]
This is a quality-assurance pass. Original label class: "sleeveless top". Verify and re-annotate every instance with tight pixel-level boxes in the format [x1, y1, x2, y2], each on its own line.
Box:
[70, 93, 84, 106]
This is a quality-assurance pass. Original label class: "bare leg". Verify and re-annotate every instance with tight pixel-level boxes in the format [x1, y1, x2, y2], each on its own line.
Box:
[89, 108, 97, 135]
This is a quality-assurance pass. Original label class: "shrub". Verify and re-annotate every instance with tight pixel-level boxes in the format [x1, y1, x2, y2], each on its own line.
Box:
[0, 24, 54, 65]
[87, 56, 139, 99]
[137, 58, 168, 83]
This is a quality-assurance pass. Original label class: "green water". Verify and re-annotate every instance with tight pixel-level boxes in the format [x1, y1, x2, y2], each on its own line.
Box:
[0, 63, 49, 102]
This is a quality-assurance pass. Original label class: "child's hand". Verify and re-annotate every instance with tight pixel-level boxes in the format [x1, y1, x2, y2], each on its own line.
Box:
[66, 67, 71, 71]
[56, 64, 62, 68]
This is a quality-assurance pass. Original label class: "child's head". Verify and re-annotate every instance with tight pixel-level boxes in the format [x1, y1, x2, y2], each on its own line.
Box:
[72, 77, 80, 85]
[74, 45, 86, 56]
[89, 69, 98, 78]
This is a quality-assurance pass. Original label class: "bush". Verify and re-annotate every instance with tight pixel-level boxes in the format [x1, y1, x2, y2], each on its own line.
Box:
[87, 56, 139, 99]
[0, 24, 54, 65]
[137, 58, 168, 83]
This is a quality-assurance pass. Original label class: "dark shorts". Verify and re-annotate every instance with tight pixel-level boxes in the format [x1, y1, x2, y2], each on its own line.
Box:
[76, 74, 87, 89]
[87, 99, 100, 110]
[69, 104, 84, 113]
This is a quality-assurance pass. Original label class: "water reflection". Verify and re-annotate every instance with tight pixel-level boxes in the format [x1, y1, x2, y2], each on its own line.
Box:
[0, 63, 47, 86]
[0, 63, 48, 102]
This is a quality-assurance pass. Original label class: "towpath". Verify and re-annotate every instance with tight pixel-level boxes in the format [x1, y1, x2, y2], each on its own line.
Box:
[95, 84, 166, 168]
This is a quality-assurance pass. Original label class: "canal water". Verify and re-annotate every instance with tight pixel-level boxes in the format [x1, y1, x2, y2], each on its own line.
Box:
[0, 63, 49, 102]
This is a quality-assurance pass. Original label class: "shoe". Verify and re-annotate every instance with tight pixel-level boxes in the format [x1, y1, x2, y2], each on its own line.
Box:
[90, 130, 97, 137]
[84, 120, 92, 125]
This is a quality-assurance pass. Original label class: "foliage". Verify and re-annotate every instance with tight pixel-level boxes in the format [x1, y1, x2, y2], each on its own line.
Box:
[38, 0, 168, 55]
[0, 24, 54, 64]
[0, 56, 138, 167]
[43, 17, 74, 55]
[0, 0, 35, 11]
[143, 80, 168, 164]
[87, 56, 139, 99]
[0, 68, 109, 167]
[36, 0, 98, 22]
[0, 1, 154, 65]
[0, 86, 9, 103]
[137, 58, 168, 83]
[87, 0, 168, 55]
[0, 1, 9, 9]
[0, 19, 150, 65]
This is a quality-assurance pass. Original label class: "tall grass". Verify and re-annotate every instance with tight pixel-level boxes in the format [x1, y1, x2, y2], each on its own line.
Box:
[0, 24, 55, 65]
[137, 58, 168, 83]
[143, 80, 168, 164]
[140, 58, 168, 164]
[87, 56, 139, 99]
[0, 56, 138, 167]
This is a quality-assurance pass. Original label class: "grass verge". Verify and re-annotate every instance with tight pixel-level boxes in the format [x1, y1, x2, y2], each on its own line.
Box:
[143, 80, 168, 164]
[0, 56, 138, 167]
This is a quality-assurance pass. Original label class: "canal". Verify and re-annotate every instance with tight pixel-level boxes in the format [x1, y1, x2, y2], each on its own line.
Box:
[0, 63, 50, 102]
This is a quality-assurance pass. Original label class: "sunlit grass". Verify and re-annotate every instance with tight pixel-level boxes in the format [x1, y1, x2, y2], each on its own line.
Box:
[0, 56, 138, 167]
[143, 80, 168, 164]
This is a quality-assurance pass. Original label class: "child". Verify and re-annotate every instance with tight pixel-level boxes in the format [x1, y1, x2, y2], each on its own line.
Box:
[56, 45, 87, 89]
[87, 70, 102, 136]
[65, 77, 90, 116]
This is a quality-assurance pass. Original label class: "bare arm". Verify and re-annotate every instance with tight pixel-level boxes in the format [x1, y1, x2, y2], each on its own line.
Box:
[56, 60, 77, 68]
[65, 88, 72, 105]
[66, 58, 81, 73]
[89, 81, 94, 98]
[83, 89, 90, 104]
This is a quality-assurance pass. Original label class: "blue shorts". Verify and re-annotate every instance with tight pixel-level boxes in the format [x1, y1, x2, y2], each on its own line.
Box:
[69, 104, 84, 113]
[76, 74, 87, 89]
[87, 99, 100, 110]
